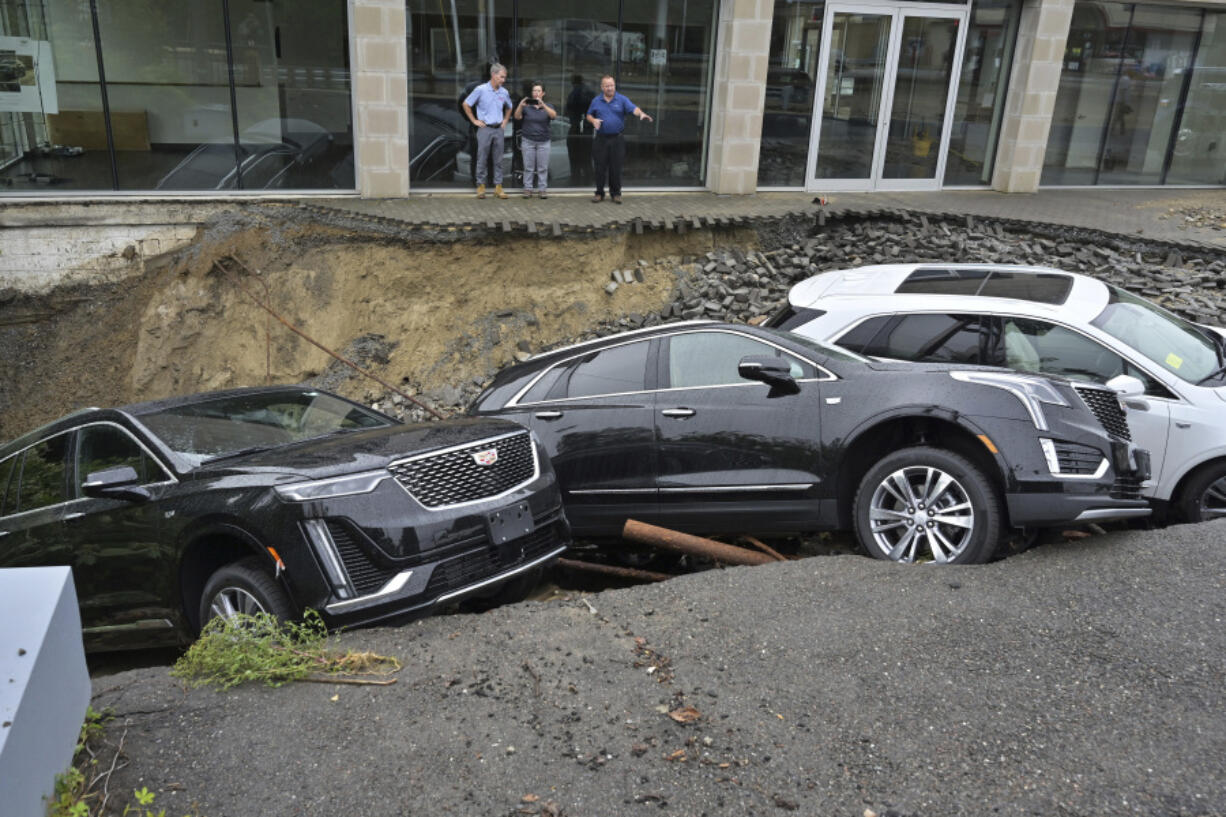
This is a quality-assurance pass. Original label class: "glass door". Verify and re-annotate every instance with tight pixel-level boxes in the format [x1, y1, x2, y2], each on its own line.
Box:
[807, 3, 967, 191]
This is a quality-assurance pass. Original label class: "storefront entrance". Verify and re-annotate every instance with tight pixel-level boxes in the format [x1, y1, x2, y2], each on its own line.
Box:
[806, 2, 968, 191]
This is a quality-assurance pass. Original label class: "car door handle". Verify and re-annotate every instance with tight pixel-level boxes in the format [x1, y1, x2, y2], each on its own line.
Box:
[63, 512, 86, 521]
[1175, 421, 1191, 429]
[535, 411, 563, 420]
[0, 530, 8, 538]
[661, 408, 696, 418]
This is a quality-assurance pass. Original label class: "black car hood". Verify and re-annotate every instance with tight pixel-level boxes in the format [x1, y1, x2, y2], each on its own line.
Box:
[192, 417, 527, 480]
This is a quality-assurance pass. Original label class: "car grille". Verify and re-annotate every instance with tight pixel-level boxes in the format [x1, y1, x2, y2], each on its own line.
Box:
[388, 431, 536, 508]
[424, 520, 566, 599]
[1110, 474, 1144, 500]
[327, 520, 397, 596]
[1073, 385, 1131, 442]
[1052, 441, 1105, 475]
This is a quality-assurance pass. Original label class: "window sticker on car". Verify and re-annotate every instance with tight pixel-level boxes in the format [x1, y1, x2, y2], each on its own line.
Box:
[1167, 353, 1183, 369]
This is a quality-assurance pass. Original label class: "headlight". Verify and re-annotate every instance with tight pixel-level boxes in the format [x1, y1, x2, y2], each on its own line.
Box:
[950, 371, 1069, 431]
[275, 470, 388, 502]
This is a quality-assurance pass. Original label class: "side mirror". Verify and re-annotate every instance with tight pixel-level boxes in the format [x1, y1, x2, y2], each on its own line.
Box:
[82, 466, 151, 503]
[738, 355, 800, 395]
[1105, 374, 1149, 412]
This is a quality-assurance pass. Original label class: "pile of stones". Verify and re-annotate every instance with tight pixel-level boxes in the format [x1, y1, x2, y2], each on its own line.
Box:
[377, 211, 1226, 422]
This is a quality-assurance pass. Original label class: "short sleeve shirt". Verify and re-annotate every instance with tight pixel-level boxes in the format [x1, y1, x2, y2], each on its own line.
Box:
[586, 93, 637, 135]
[465, 82, 512, 125]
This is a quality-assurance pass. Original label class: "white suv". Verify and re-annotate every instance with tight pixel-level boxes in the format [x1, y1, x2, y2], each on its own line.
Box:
[771, 263, 1226, 521]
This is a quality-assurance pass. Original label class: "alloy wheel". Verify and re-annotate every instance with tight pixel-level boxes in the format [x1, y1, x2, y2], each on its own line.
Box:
[869, 466, 976, 563]
[1199, 475, 1226, 520]
[207, 586, 269, 621]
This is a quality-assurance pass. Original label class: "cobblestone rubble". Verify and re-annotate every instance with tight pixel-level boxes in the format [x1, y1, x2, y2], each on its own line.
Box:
[373, 211, 1226, 421]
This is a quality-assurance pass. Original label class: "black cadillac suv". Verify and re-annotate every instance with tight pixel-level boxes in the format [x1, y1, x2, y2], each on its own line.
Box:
[0, 387, 569, 651]
[469, 321, 1151, 564]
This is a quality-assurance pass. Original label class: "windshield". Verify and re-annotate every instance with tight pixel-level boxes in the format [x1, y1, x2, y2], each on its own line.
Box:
[139, 391, 392, 465]
[1090, 286, 1223, 385]
[760, 327, 871, 364]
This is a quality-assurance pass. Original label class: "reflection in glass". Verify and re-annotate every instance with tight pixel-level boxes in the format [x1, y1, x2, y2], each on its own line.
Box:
[1167, 11, 1226, 185]
[0, 0, 108, 191]
[758, 0, 824, 187]
[815, 12, 891, 180]
[881, 16, 959, 180]
[944, 0, 1020, 185]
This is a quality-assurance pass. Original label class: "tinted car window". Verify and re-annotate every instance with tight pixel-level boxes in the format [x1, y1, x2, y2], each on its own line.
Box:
[978, 272, 1073, 305]
[668, 331, 811, 388]
[836, 316, 894, 355]
[863, 314, 987, 363]
[519, 366, 567, 404]
[764, 305, 826, 331]
[0, 456, 15, 516]
[895, 268, 990, 296]
[996, 317, 1175, 398]
[17, 434, 71, 514]
[559, 341, 650, 399]
[76, 425, 169, 494]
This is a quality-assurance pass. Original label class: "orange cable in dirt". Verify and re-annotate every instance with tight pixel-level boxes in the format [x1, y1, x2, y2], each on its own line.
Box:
[213, 256, 448, 421]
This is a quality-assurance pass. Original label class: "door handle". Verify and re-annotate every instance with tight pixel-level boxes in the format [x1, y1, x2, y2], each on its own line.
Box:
[1175, 421, 1191, 429]
[0, 530, 8, 538]
[661, 408, 696, 418]
[63, 512, 86, 521]
[534, 410, 563, 420]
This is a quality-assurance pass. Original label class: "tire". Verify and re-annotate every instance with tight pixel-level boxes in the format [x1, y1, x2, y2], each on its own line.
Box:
[1176, 462, 1226, 523]
[198, 556, 294, 631]
[853, 446, 1003, 565]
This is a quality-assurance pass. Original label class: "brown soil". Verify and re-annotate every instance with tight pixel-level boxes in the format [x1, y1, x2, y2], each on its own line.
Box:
[0, 218, 754, 439]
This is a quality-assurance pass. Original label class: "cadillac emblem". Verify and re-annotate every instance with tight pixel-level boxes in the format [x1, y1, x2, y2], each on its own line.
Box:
[472, 448, 499, 466]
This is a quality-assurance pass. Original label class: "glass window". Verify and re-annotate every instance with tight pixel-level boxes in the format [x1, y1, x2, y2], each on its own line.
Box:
[836, 315, 894, 354]
[1090, 286, 1222, 384]
[759, 0, 823, 187]
[977, 271, 1073, 304]
[519, 366, 567, 404]
[895, 267, 990, 296]
[1167, 11, 1226, 185]
[863, 313, 988, 363]
[1044, 1, 1203, 186]
[139, 390, 391, 464]
[559, 341, 650, 398]
[76, 426, 168, 494]
[880, 15, 961, 181]
[944, 0, 1020, 185]
[668, 331, 811, 388]
[996, 316, 1172, 396]
[16, 433, 70, 514]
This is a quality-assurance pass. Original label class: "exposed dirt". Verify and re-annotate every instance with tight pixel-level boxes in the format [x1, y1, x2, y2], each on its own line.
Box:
[0, 214, 753, 439]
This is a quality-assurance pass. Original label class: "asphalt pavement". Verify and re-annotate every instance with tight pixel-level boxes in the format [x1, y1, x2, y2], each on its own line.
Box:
[93, 521, 1226, 817]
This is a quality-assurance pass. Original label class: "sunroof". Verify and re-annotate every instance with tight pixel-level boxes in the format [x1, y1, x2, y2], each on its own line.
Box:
[895, 268, 1073, 305]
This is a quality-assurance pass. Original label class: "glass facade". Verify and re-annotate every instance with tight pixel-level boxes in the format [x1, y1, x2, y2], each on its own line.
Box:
[758, 0, 823, 187]
[943, 0, 1020, 185]
[405, 0, 716, 189]
[1044, 1, 1224, 186]
[0, 0, 353, 194]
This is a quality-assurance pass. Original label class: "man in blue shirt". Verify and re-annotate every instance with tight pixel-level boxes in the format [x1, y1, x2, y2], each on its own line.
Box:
[585, 75, 652, 203]
[463, 63, 513, 199]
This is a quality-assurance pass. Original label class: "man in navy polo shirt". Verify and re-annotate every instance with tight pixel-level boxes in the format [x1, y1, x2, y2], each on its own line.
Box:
[462, 63, 513, 199]
[585, 74, 652, 204]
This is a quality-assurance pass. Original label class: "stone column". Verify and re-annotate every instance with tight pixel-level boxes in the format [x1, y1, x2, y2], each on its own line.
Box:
[991, 0, 1075, 192]
[352, 0, 410, 197]
[705, 0, 773, 194]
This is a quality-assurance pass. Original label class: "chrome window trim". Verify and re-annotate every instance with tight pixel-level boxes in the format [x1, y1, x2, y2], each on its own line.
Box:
[833, 309, 1187, 404]
[388, 429, 541, 512]
[508, 328, 836, 408]
[528, 319, 717, 361]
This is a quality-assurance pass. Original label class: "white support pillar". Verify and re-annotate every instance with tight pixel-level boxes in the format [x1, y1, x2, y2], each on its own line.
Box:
[991, 0, 1075, 192]
[706, 0, 774, 194]
[351, 0, 411, 197]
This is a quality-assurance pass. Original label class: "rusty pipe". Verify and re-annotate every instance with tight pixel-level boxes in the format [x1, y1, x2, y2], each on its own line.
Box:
[621, 520, 775, 566]
[555, 557, 672, 583]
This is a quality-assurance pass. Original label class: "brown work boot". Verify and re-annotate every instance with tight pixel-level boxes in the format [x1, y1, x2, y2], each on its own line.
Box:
[476, 184, 486, 199]
[538, 191, 548, 199]
[611, 195, 622, 204]
[495, 184, 508, 199]
[522, 189, 533, 198]
[591, 194, 604, 203]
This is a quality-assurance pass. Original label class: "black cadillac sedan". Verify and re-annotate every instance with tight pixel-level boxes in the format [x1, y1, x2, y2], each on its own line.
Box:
[469, 321, 1152, 564]
[0, 387, 569, 651]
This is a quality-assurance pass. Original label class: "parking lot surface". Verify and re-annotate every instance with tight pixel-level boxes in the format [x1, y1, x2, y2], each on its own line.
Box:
[93, 522, 1226, 817]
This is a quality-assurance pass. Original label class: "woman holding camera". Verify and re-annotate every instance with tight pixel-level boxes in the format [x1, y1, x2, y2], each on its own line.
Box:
[514, 82, 556, 198]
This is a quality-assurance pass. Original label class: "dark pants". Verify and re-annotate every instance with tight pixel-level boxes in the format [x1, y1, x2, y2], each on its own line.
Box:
[592, 132, 625, 197]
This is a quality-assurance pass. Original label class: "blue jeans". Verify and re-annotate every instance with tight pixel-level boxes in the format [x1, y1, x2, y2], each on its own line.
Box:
[476, 125, 504, 185]
[521, 138, 550, 192]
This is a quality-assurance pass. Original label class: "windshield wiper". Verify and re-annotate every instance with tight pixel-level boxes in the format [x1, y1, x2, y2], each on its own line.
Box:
[203, 445, 274, 462]
[1196, 364, 1226, 386]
